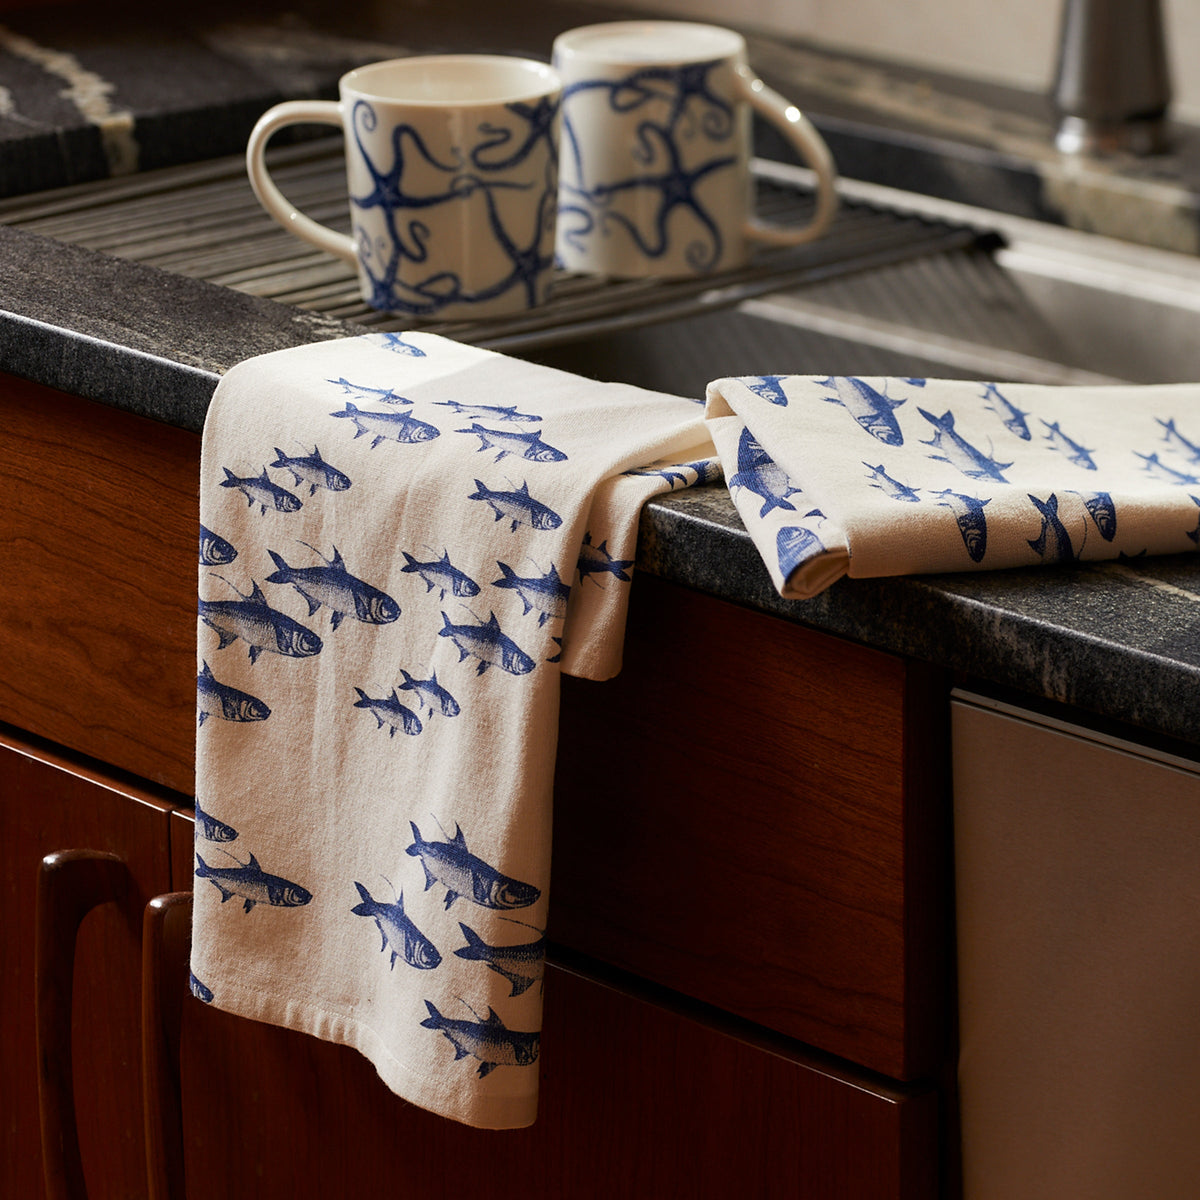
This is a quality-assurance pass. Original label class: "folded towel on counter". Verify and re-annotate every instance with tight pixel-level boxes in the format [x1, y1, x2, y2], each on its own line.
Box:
[707, 374, 1200, 598]
[192, 331, 715, 1129]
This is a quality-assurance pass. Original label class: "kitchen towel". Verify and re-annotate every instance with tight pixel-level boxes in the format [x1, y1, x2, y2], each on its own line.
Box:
[707, 374, 1200, 598]
[192, 330, 715, 1129]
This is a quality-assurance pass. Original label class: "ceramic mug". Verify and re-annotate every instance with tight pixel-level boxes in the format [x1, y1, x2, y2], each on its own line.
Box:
[246, 55, 561, 320]
[552, 21, 838, 278]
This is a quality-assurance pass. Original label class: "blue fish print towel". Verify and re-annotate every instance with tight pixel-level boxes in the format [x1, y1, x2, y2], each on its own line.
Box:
[194, 332, 715, 1128]
[707, 374, 1200, 597]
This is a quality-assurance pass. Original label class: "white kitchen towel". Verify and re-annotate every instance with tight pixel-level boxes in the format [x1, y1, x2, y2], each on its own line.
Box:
[707, 374, 1200, 598]
[192, 330, 715, 1129]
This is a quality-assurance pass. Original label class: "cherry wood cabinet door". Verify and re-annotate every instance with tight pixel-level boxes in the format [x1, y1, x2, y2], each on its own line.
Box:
[1, 729, 178, 1200]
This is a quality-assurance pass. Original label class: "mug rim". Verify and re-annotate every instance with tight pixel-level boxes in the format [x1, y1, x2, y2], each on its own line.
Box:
[552, 20, 745, 65]
[341, 54, 561, 106]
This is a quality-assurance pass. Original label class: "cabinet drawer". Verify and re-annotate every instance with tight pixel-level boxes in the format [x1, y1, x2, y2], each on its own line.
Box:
[553, 576, 949, 1080]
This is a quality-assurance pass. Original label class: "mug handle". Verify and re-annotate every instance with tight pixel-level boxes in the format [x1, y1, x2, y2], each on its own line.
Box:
[734, 64, 839, 248]
[246, 101, 358, 265]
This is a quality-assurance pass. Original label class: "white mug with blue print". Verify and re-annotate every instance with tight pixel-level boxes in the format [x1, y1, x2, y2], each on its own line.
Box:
[246, 55, 561, 320]
[552, 21, 838, 279]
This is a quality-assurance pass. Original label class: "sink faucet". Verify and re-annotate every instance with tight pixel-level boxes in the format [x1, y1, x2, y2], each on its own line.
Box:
[1052, 0, 1172, 154]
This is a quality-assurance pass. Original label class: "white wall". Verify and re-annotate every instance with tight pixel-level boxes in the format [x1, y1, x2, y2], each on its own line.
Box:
[621, 0, 1200, 124]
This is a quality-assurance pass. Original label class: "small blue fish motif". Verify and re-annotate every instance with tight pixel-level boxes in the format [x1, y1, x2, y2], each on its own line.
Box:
[1027, 493, 1077, 563]
[728, 427, 800, 517]
[265, 546, 399, 631]
[195, 852, 312, 913]
[401, 550, 480, 600]
[327, 378, 412, 405]
[435, 400, 539, 423]
[331, 402, 440, 447]
[372, 332, 426, 357]
[468, 480, 562, 532]
[982, 382, 1030, 440]
[1080, 491, 1117, 540]
[458, 423, 567, 464]
[398, 669, 460, 718]
[270, 446, 351, 495]
[622, 462, 692, 488]
[919, 409, 1011, 481]
[1136, 451, 1200, 485]
[420, 1001, 540, 1078]
[1159, 418, 1200, 464]
[1042, 420, 1097, 470]
[219, 467, 301, 515]
[407, 821, 541, 911]
[934, 490, 990, 563]
[199, 525, 237, 566]
[351, 882, 441, 970]
[197, 661, 271, 727]
[438, 612, 534, 676]
[743, 375, 790, 406]
[194, 796, 238, 844]
[189, 973, 214, 1003]
[455, 923, 545, 997]
[818, 376, 905, 445]
[353, 687, 423, 737]
[493, 562, 569, 626]
[777, 518, 826, 578]
[577, 534, 633, 584]
[199, 581, 323, 664]
[864, 462, 920, 502]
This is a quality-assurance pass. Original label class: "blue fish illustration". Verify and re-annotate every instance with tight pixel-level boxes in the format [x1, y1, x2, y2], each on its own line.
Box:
[353, 687, 423, 737]
[743, 375, 790, 406]
[864, 462, 920, 502]
[199, 581, 323, 664]
[407, 822, 541, 911]
[195, 852, 312, 913]
[1027, 493, 1077, 562]
[351, 881, 441, 970]
[1136, 451, 1200, 485]
[189, 973, 214, 1003]
[420, 1001, 539, 1078]
[458, 423, 567, 464]
[1158, 418, 1200, 463]
[934, 490, 990, 563]
[455, 923, 545, 996]
[270, 446, 351, 495]
[622, 462, 692, 488]
[331, 402, 440, 447]
[194, 796, 238, 844]
[728, 427, 800, 517]
[199, 525, 237, 566]
[493, 562, 569, 626]
[982, 382, 1030, 440]
[1080, 491, 1117, 540]
[372, 332, 426, 357]
[577, 534, 634, 584]
[398, 669, 460, 718]
[818, 376, 905, 445]
[435, 400, 539, 423]
[219, 467, 302, 514]
[919, 409, 1011, 481]
[438, 612, 535, 676]
[1042, 420, 1097, 470]
[265, 546, 399, 631]
[327, 378, 412, 405]
[401, 550, 480, 600]
[196, 661, 271, 727]
[468, 480, 562, 532]
[777, 518, 826, 578]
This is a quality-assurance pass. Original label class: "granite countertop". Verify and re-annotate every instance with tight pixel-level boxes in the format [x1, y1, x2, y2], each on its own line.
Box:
[2, 0, 1199, 752]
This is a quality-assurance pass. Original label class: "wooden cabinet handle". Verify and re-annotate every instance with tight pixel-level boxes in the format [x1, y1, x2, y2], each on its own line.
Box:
[35, 849, 130, 1200]
[141, 892, 192, 1200]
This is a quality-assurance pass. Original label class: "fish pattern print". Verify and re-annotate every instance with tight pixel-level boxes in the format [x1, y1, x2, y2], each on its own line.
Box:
[193, 331, 717, 1131]
[706, 374, 1200, 598]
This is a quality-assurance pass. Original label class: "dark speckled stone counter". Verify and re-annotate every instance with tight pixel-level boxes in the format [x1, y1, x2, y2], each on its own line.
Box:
[2, 0, 1200, 753]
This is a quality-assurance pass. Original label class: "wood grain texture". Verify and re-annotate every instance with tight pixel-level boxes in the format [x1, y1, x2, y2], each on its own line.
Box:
[552, 575, 950, 1080]
[0, 374, 200, 793]
[1, 729, 178, 1200]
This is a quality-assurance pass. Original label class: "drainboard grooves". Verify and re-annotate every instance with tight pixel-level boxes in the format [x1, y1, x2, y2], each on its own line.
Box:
[0, 140, 992, 350]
